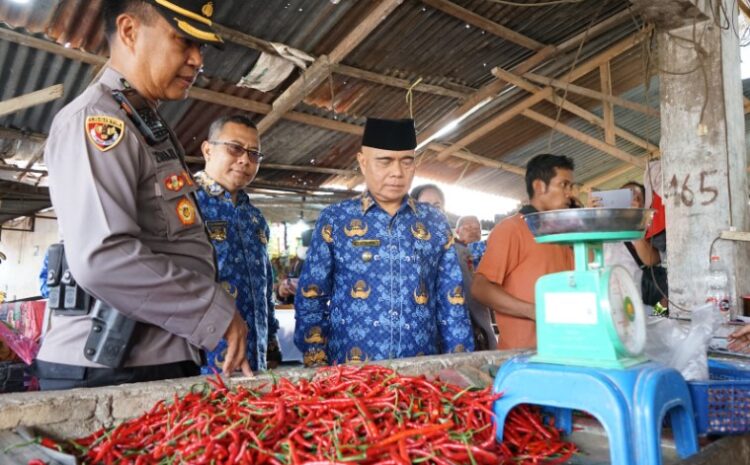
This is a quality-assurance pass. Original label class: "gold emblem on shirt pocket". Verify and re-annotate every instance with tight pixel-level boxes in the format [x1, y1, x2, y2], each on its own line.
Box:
[411, 222, 431, 241]
[350, 280, 371, 299]
[346, 346, 364, 363]
[443, 232, 455, 250]
[304, 326, 326, 344]
[221, 281, 238, 298]
[258, 229, 268, 244]
[321, 224, 333, 243]
[304, 348, 327, 367]
[344, 219, 368, 237]
[301, 284, 320, 298]
[206, 221, 227, 242]
[447, 286, 465, 305]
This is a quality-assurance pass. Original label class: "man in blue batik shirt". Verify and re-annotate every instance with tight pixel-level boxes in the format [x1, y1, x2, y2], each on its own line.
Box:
[194, 115, 280, 373]
[294, 117, 474, 366]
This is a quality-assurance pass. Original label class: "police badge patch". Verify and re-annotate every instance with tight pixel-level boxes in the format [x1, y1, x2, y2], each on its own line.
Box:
[176, 197, 196, 226]
[85, 115, 125, 152]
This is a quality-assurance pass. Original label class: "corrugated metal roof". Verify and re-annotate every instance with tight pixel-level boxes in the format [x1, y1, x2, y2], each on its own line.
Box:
[0, 0, 742, 223]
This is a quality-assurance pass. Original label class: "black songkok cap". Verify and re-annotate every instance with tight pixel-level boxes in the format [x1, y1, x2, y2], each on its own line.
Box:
[362, 118, 417, 151]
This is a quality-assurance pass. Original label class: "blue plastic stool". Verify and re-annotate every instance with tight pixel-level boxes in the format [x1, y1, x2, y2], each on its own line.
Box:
[492, 356, 699, 465]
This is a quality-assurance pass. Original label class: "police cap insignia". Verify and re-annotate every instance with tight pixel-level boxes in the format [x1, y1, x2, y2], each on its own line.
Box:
[85, 116, 125, 152]
[146, 0, 224, 48]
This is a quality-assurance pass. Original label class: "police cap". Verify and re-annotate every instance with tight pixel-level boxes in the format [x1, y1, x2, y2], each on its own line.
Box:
[146, 0, 224, 48]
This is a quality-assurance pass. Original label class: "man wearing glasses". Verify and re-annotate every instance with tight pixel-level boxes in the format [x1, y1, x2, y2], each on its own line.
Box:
[194, 115, 281, 373]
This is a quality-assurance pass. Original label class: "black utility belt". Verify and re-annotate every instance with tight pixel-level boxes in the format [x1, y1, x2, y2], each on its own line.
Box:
[45, 243, 137, 368]
[46, 243, 92, 316]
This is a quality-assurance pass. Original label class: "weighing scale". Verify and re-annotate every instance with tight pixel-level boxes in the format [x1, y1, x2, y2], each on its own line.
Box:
[492, 208, 699, 465]
[525, 208, 651, 369]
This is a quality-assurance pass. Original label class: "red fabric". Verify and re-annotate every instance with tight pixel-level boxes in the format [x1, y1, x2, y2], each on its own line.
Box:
[646, 191, 665, 239]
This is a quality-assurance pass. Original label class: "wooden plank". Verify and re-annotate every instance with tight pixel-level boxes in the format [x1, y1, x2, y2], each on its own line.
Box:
[188, 87, 363, 135]
[183, 155, 357, 176]
[0, 127, 47, 143]
[582, 163, 642, 189]
[434, 29, 650, 160]
[0, 84, 64, 117]
[0, 27, 106, 66]
[421, 0, 544, 51]
[257, 0, 404, 134]
[523, 71, 659, 117]
[333, 64, 470, 99]
[490, 67, 659, 154]
[214, 22, 471, 99]
[599, 62, 616, 145]
[0, 28, 362, 137]
[416, 9, 634, 146]
[426, 142, 525, 175]
[522, 109, 646, 168]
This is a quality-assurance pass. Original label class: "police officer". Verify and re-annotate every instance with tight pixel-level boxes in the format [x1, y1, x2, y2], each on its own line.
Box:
[36, 0, 252, 390]
[193, 114, 281, 373]
[294, 118, 474, 366]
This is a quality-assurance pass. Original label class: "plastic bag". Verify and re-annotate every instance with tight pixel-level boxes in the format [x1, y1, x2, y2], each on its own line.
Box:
[645, 303, 723, 381]
[0, 321, 39, 365]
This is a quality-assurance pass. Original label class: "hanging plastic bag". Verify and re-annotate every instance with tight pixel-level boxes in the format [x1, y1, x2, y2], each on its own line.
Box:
[0, 321, 39, 365]
[645, 303, 722, 381]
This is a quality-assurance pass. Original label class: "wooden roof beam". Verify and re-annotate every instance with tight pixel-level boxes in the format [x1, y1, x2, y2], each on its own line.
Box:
[183, 155, 357, 177]
[214, 22, 473, 100]
[188, 87, 363, 135]
[426, 143, 525, 176]
[0, 84, 64, 117]
[435, 29, 651, 160]
[416, 9, 636, 145]
[582, 163, 642, 190]
[523, 71, 659, 117]
[490, 67, 660, 154]
[421, 0, 545, 51]
[256, 0, 405, 135]
[0, 28, 364, 137]
[522, 109, 647, 168]
[332, 64, 471, 100]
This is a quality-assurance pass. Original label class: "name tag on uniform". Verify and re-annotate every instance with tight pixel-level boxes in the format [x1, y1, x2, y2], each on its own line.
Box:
[206, 221, 228, 242]
[352, 239, 380, 247]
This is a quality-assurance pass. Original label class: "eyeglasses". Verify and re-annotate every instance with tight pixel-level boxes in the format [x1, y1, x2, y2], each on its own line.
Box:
[208, 141, 264, 161]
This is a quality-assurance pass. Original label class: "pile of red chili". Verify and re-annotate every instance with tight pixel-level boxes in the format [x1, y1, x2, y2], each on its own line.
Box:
[36, 365, 577, 464]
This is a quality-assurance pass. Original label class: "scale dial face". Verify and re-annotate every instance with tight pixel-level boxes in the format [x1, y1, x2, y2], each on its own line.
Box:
[606, 265, 646, 356]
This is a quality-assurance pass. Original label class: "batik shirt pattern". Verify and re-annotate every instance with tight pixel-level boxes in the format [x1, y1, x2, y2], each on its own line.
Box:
[194, 171, 279, 372]
[294, 192, 474, 366]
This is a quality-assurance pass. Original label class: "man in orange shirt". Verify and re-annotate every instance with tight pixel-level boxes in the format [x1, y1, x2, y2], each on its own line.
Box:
[471, 154, 575, 350]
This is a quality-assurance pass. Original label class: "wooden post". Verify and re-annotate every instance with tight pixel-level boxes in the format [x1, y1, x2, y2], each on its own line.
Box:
[599, 63, 616, 145]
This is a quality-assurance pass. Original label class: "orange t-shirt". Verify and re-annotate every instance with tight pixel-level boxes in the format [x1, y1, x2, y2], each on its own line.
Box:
[475, 212, 573, 350]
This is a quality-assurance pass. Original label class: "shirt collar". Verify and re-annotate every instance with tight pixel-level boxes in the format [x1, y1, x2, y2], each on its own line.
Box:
[195, 171, 249, 204]
[519, 204, 539, 215]
[359, 191, 417, 215]
[98, 67, 126, 91]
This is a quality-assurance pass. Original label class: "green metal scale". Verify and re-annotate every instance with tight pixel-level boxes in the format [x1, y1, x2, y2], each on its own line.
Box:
[524, 208, 654, 369]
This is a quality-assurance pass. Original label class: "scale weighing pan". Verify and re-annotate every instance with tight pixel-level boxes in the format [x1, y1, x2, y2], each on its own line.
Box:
[524, 208, 654, 244]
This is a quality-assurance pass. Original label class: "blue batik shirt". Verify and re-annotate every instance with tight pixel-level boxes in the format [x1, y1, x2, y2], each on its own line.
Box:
[294, 192, 474, 366]
[468, 240, 487, 269]
[193, 171, 280, 373]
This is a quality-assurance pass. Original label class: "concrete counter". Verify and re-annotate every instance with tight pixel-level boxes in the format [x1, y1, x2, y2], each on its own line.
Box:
[1, 350, 748, 464]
